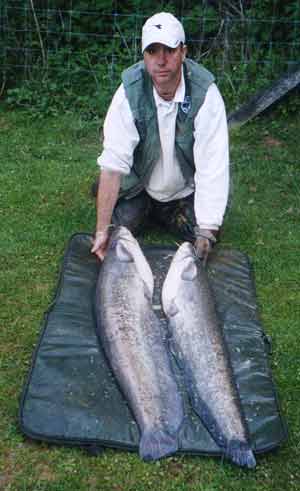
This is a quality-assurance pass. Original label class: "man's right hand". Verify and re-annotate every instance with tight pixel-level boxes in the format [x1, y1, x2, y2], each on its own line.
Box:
[91, 230, 110, 261]
[92, 169, 121, 261]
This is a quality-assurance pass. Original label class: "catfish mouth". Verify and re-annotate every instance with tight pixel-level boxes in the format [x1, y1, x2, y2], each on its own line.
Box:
[174, 242, 196, 263]
[110, 225, 135, 242]
[108, 225, 154, 295]
[110, 226, 137, 248]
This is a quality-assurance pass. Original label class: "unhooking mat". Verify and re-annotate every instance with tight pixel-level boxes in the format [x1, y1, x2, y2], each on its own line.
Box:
[19, 233, 287, 457]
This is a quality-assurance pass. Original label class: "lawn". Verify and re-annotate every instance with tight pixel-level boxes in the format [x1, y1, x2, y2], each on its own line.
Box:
[0, 101, 299, 491]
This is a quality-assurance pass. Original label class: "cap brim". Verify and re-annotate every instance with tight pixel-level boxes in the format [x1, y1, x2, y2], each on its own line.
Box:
[142, 34, 181, 52]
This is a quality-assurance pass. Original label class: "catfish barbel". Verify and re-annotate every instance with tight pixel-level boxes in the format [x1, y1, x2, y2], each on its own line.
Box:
[162, 242, 256, 468]
[95, 226, 184, 461]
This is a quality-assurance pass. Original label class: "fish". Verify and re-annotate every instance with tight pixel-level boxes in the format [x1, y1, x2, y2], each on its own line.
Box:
[161, 242, 256, 468]
[95, 226, 184, 461]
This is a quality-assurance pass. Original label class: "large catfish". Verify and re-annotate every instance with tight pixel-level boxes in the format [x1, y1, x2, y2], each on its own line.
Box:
[95, 226, 184, 461]
[162, 242, 256, 468]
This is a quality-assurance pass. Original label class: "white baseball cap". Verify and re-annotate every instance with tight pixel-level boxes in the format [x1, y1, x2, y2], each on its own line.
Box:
[142, 12, 185, 53]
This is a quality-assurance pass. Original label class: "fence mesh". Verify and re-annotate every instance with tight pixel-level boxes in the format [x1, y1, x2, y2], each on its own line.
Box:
[1, 1, 300, 109]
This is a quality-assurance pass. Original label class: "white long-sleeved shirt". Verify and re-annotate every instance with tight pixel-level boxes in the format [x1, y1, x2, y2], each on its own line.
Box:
[97, 73, 229, 230]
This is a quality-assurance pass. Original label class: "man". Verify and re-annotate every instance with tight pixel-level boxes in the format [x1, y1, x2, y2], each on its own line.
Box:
[91, 12, 229, 262]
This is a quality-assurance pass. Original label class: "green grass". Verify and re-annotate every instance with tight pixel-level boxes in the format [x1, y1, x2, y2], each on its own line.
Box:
[0, 104, 300, 491]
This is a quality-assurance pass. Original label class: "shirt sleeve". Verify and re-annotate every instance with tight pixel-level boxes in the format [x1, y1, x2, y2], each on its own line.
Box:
[97, 84, 140, 175]
[193, 83, 230, 230]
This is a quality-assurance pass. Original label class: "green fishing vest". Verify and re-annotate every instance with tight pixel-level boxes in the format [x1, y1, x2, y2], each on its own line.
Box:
[120, 58, 215, 198]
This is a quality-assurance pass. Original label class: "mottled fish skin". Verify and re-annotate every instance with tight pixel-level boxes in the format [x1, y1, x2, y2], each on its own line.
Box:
[95, 226, 184, 461]
[162, 242, 256, 469]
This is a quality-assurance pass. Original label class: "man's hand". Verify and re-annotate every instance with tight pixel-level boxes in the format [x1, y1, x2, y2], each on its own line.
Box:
[91, 169, 121, 261]
[194, 227, 217, 265]
[194, 236, 211, 265]
[91, 230, 110, 261]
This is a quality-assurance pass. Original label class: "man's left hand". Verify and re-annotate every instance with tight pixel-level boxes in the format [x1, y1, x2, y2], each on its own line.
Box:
[194, 227, 217, 265]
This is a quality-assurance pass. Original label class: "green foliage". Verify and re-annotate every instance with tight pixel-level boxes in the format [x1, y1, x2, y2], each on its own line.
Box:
[1, 0, 299, 116]
[5, 45, 116, 118]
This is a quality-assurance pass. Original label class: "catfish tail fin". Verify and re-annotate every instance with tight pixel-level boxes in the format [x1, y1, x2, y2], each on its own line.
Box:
[139, 429, 179, 461]
[226, 440, 256, 469]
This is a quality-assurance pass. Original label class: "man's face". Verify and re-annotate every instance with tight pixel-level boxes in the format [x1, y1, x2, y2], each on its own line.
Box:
[143, 43, 187, 92]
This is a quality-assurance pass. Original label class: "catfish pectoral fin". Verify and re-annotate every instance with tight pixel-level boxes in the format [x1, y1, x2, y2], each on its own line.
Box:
[167, 298, 180, 317]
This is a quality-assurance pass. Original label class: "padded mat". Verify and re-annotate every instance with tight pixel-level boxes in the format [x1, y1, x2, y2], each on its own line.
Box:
[19, 233, 287, 456]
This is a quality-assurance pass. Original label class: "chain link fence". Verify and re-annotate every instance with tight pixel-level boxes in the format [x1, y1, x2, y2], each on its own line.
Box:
[1, 1, 300, 109]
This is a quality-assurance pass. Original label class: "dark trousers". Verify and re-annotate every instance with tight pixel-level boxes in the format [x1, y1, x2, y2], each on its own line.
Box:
[111, 191, 197, 241]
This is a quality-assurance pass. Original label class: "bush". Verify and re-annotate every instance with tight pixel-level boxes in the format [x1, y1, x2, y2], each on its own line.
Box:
[2, 0, 299, 116]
